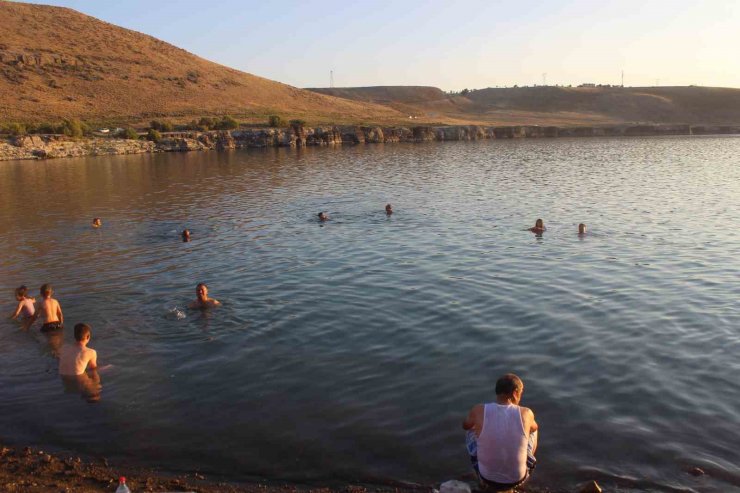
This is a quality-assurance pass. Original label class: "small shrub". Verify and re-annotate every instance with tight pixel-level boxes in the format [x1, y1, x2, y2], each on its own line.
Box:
[150, 120, 174, 132]
[289, 119, 306, 127]
[5, 123, 27, 135]
[146, 129, 162, 142]
[123, 127, 139, 140]
[61, 119, 84, 138]
[213, 115, 239, 130]
[198, 117, 215, 130]
[268, 115, 283, 127]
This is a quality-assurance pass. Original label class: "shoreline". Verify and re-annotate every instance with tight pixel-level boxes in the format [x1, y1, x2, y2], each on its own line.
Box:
[0, 441, 557, 493]
[2, 123, 740, 161]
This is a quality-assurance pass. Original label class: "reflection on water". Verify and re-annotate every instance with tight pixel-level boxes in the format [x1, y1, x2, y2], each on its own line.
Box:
[0, 138, 739, 492]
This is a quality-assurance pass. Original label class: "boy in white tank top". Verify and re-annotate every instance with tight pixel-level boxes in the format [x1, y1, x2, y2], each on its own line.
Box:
[462, 373, 539, 487]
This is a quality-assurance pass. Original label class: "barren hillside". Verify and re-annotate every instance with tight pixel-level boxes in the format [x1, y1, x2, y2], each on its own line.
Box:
[308, 85, 740, 126]
[0, 2, 404, 124]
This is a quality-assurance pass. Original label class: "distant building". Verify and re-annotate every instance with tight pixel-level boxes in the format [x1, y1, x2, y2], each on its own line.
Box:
[578, 83, 596, 88]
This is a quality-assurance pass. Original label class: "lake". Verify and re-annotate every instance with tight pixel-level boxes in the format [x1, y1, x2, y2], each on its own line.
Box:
[1, 137, 739, 492]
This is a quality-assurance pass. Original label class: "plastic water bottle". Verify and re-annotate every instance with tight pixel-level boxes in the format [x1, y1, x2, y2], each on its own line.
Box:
[115, 476, 131, 493]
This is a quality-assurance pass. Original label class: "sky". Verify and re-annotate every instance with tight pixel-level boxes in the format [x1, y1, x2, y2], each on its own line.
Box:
[21, 0, 740, 91]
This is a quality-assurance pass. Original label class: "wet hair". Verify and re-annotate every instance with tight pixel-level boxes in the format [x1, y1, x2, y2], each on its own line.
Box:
[196, 282, 207, 291]
[495, 373, 524, 396]
[74, 323, 91, 342]
[535, 218, 544, 229]
[15, 285, 28, 298]
[318, 212, 325, 218]
[40, 283, 53, 297]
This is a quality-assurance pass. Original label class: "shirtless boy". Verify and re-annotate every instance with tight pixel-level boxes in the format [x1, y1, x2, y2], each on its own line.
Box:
[9, 285, 35, 321]
[30, 283, 64, 332]
[189, 283, 221, 309]
[59, 323, 98, 376]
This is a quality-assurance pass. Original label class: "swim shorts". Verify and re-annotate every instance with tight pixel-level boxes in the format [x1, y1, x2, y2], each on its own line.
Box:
[41, 322, 64, 332]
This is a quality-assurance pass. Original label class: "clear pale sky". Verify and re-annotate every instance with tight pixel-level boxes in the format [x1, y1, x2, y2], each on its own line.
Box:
[22, 0, 740, 90]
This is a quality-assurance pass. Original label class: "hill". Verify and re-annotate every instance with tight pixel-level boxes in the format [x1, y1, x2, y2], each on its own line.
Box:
[0, 2, 404, 125]
[308, 85, 740, 126]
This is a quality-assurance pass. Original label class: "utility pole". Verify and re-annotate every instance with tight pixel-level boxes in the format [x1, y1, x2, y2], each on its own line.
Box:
[330, 70, 334, 88]
[542, 73, 547, 86]
[621, 70, 624, 87]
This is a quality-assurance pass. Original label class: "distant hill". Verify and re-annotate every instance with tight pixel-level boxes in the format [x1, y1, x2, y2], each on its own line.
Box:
[308, 85, 740, 126]
[0, 2, 403, 124]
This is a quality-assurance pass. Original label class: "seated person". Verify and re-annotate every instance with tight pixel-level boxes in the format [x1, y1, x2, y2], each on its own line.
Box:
[189, 282, 221, 309]
[463, 373, 539, 489]
[59, 323, 98, 376]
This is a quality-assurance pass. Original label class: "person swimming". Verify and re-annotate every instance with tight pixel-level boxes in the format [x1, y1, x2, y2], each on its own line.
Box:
[92, 218, 102, 228]
[318, 212, 329, 222]
[529, 218, 546, 234]
[578, 223, 587, 235]
[9, 285, 35, 321]
[182, 229, 191, 242]
[385, 204, 393, 215]
[189, 283, 221, 309]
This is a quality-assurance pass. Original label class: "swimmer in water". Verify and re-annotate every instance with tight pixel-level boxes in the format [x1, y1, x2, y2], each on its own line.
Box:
[385, 204, 393, 215]
[92, 218, 102, 228]
[578, 223, 587, 235]
[59, 323, 98, 376]
[9, 285, 35, 321]
[189, 283, 221, 309]
[29, 283, 64, 332]
[182, 229, 191, 242]
[529, 218, 546, 234]
[318, 212, 329, 222]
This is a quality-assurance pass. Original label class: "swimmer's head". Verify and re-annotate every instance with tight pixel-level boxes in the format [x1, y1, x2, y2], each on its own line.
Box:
[578, 223, 587, 234]
[318, 212, 328, 221]
[74, 323, 92, 342]
[196, 282, 208, 300]
[385, 204, 393, 214]
[40, 283, 53, 298]
[92, 218, 102, 228]
[182, 229, 191, 242]
[535, 218, 544, 229]
[15, 285, 28, 300]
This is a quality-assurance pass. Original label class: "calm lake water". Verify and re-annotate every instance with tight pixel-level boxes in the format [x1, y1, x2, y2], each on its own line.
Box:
[1, 137, 739, 493]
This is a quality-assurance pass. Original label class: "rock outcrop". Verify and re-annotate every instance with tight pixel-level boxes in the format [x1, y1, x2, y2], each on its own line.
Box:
[3, 123, 740, 161]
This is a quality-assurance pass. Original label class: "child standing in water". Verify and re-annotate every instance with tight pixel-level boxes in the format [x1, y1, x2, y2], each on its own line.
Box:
[9, 285, 35, 321]
[59, 323, 98, 376]
[29, 283, 64, 332]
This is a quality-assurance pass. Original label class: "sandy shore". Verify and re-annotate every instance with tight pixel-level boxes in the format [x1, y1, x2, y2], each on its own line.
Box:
[0, 440, 557, 493]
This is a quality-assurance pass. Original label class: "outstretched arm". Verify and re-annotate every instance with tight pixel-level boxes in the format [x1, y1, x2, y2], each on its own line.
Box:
[9, 301, 23, 320]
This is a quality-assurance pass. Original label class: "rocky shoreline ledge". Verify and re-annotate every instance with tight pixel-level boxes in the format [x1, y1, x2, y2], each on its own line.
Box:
[2, 123, 740, 161]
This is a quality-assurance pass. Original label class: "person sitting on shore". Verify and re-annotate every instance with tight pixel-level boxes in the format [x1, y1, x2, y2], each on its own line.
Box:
[92, 218, 102, 228]
[578, 223, 587, 235]
[9, 285, 35, 322]
[59, 323, 98, 376]
[529, 218, 546, 234]
[463, 373, 539, 489]
[29, 283, 64, 332]
[182, 229, 191, 242]
[318, 212, 329, 222]
[189, 283, 221, 309]
[385, 204, 393, 215]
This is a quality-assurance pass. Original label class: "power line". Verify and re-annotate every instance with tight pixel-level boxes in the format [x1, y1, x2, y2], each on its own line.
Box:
[330, 70, 334, 88]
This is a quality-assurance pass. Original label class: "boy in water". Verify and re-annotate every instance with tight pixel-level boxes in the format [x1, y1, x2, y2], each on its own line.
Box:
[182, 229, 191, 242]
[318, 212, 329, 222]
[189, 283, 221, 309]
[385, 204, 393, 215]
[59, 323, 98, 376]
[9, 285, 35, 321]
[29, 283, 64, 332]
[578, 223, 587, 235]
[92, 218, 102, 228]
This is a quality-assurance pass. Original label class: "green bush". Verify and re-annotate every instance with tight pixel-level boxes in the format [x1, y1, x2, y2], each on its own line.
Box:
[61, 119, 84, 138]
[198, 117, 216, 130]
[289, 119, 306, 127]
[214, 115, 239, 130]
[5, 123, 28, 135]
[150, 120, 174, 132]
[123, 127, 139, 140]
[268, 115, 284, 127]
[146, 129, 162, 142]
